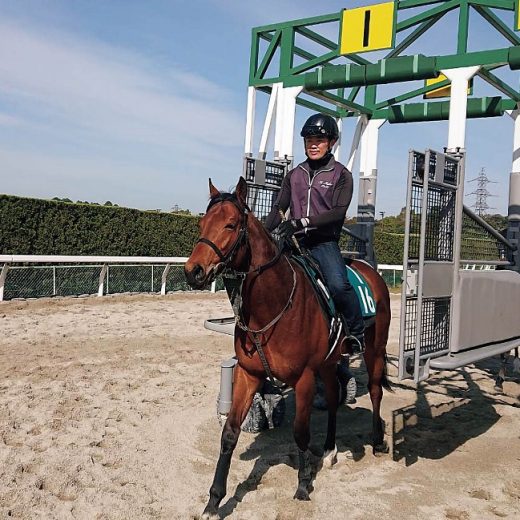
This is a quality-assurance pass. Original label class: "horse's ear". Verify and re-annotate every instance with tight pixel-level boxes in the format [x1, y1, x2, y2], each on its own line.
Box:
[209, 178, 220, 199]
[235, 177, 248, 207]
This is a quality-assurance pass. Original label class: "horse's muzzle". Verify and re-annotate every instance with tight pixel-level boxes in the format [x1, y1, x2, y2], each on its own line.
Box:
[184, 262, 209, 289]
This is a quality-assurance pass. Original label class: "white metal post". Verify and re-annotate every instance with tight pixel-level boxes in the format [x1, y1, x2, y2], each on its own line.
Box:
[508, 108, 520, 221]
[274, 84, 285, 160]
[244, 86, 256, 157]
[333, 117, 342, 161]
[358, 118, 385, 220]
[259, 83, 279, 160]
[0, 263, 9, 302]
[441, 66, 480, 151]
[98, 264, 108, 297]
[280, 86, 303, 163]
[161, 263, 171, 295]
[347, 115, 368, 172]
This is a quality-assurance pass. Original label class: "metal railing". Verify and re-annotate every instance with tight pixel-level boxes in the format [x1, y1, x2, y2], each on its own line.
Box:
[460, 205, 516, 265]
[0, 255, 204, 301]
[0, 254, 406, 301]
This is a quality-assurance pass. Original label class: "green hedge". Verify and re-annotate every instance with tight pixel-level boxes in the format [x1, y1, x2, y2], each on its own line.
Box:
[0, 194, 200, 256]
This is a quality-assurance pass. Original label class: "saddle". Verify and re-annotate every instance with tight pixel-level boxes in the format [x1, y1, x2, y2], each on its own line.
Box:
[291, 249, 376, 336]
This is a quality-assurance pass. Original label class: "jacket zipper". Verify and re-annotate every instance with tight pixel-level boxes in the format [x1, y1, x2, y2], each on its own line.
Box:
[299, 165, 334, 218]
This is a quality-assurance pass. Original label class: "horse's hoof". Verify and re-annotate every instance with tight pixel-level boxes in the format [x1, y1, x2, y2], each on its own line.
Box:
[373, 441, 389, 456]
[201, 508, 219, 520]
[494, 376, 504, 392]
[322, 445, 338, 469]
[293, 487, 311, 501]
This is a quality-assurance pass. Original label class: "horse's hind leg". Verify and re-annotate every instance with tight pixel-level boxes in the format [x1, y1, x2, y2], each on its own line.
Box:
[202, 365, 261, 520]
[319, 363, 339, 468]
[293, 368, 316, 501]
[364, 324, 390, 456]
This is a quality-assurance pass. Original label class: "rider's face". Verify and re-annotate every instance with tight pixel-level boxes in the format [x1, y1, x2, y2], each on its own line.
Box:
[304, 136, 335, 161]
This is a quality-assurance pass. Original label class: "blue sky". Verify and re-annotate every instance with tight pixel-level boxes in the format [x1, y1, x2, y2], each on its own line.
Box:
[0, 0, 518, 216]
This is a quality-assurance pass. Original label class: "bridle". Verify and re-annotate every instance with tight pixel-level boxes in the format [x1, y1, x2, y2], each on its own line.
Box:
[196, 194, 285, 276]
[196, 194, 249, 274]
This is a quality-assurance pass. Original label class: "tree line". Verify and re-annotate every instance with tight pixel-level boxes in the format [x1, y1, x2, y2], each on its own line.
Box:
[0, 195, 508, 265]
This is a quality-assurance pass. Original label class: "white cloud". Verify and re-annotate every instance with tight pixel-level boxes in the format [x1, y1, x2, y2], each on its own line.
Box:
[0, 19, 244, 151]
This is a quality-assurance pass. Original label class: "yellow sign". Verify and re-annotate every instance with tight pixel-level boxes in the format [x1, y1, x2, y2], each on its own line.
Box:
[515, 0, 520, 31]
[424, 74, 472, 99]
[340, 2, 396, 55]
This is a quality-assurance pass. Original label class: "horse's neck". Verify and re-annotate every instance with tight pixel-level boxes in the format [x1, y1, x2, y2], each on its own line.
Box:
[246, 216, 279, 271]
[241, 216, 292, 307]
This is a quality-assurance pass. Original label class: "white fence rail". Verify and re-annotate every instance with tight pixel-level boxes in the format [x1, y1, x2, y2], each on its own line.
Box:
[0, 255, 200, 301]
[0, 255, 404, 302]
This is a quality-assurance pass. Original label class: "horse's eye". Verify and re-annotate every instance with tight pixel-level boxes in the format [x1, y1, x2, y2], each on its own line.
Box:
[225, 223, 237, 230]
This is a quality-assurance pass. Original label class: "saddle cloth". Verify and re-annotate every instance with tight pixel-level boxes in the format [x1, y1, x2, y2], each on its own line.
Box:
[292, 253, 377, 324]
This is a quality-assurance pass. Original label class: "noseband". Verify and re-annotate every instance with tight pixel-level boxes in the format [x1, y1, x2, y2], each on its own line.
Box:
[196, 194, 249, 271]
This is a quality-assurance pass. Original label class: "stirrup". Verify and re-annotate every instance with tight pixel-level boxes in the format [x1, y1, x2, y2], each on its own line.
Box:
[347, 334, 365, 354]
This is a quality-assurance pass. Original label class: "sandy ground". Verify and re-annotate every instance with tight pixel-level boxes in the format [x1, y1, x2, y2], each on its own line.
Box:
[0, 291, 519, 520]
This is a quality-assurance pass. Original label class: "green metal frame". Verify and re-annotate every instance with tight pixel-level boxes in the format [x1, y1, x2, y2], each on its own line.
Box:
[249, 0, 520, 123]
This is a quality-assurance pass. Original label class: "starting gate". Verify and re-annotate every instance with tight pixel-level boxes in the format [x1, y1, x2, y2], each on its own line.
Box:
[399, 149, 520, 382]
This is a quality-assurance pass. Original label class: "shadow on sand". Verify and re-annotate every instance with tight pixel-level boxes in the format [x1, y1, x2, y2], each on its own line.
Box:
[392, 359, 520, 466]
[216, 357, 519, 517]
[217, 389, 374, 518]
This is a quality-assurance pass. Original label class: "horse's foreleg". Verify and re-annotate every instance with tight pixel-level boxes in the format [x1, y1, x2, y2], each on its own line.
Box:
[319, 363, 339, 468]
[364, 326, 389, 456]
[494, 353, 508, 391]
[293, 368, 315, 501]
[202, 365, 261, 520]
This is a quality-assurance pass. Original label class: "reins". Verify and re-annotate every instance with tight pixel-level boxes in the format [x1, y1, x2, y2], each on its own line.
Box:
[199, 193, 297, 386]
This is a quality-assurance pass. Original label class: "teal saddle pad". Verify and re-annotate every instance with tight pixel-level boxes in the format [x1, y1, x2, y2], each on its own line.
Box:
[292, 254, 376, 320]
[346, 264, 376, 318]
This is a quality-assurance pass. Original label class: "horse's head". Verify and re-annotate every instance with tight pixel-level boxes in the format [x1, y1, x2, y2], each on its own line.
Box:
[184, 177, 249, 289]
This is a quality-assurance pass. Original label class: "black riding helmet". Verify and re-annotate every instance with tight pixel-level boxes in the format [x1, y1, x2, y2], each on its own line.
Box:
[300, 113, 339, 140]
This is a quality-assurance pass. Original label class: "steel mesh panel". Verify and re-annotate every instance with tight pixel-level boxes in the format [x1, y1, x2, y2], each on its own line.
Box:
[245, 158, 255, 182]
[265, 161, 285, 187]
[164, 265, 193, 292]
[55, 266, 103, 296]
[243, 158, 285, 187]
[460, 213, 507, 262]
[404, 297, 419, 353]
[3, 266, 54, 299]
[412, 151, 425, 181]
[404, 296, 451, 355]
[379, 268, 401, 288]
[1, 263, 223, 300]
[408, 184, 423, 259]
[443, 157, 458, 185]
[107, 265, 154, 294]
[343, 235, 367, 258]
[247, 184, 279, 222]
[419, 297, 451, 355]
[424, 187, 455, 261]
[428, 152, 437, 180]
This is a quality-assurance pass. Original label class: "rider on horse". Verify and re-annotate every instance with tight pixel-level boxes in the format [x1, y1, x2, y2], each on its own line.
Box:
[265, 113, 365, 354]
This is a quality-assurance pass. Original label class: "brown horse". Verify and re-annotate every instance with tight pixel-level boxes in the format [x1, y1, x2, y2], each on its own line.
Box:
[185, 177, 391, 519]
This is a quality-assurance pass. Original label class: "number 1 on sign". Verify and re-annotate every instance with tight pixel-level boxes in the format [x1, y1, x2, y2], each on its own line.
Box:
[340, 1, 396, 55]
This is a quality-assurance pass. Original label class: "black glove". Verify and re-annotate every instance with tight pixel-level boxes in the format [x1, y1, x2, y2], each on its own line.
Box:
[278, 219, 304, 241]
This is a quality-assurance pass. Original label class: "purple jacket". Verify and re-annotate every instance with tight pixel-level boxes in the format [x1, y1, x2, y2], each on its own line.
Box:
[265, 155, 353, 244]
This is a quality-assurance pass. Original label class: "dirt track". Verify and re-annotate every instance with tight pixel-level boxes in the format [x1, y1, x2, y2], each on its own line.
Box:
[1, 292, 519, 519]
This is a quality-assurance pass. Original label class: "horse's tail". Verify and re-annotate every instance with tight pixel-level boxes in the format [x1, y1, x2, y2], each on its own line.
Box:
[381, 353, 393, 392]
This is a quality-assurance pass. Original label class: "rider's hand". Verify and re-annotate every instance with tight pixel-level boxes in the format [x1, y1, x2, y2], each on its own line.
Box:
[278, 219, 306, 240]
